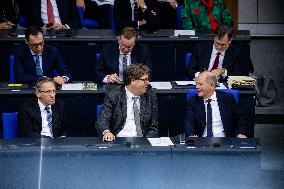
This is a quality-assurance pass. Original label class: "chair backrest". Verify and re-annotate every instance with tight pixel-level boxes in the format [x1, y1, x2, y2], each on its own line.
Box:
[10, 55, 16, 83]
[185, 52, 191, 80]
[2, 112, 18, 139]
[96, 104, 102, 118]
[186, 89, 238, 103]
[176, 5, 183, 29]
[96, 53, 100, 62]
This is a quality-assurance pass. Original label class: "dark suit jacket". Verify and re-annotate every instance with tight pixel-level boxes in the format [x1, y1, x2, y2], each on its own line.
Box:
[0, 0, 17, 24]
[19, 0, 81, 29]
[183, 91, 246, 137]
[114, 0, 159, 31]
[94, 41, 152, 82]
[96, 85, 159, 137]
[187, 42, 252, 80]
[17, 99, 67, 138]
[13, 44, 72, 83]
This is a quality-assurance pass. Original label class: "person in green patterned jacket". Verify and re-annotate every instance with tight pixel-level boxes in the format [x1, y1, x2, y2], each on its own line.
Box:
[182, 0, 233, 30]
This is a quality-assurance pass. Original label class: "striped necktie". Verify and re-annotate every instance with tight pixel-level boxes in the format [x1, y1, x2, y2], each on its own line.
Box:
[34, 54, 43, 76]
[45, 106, 53, 138]
[132, 97, 143, 137]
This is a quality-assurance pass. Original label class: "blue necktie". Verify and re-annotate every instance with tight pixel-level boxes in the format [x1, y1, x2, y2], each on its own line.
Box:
[45, 106, 53, 138]
[132, 97, 143, 137]
[122, 54, 128, 71]
[34, 55, 43, 76]
[206, 99, 213, 137]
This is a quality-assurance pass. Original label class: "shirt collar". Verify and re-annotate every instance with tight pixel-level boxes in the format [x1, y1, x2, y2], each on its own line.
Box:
[30, 49, 42, 56]
[212, 44, 225, 56]
[125, 86, 139, 100]
[38, 99, 51, 112]
[203, 91, 217, 102]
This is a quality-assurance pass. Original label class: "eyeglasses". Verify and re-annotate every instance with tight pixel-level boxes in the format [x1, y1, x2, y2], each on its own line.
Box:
[137, 78, 150, 83]
[27, 41, 44, 48]
[119, 39, 135, 49]
[40, 89, 56, 94]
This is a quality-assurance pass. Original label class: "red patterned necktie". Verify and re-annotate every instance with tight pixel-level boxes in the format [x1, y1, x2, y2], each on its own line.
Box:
[47, 0, 55, 23]
[211, 52, 221, 71]
[133, 2, 140, 21]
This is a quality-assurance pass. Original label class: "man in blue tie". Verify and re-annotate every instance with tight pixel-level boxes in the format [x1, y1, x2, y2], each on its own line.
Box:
[17, 77, 67, 138]
[183, 71, 247, 138]
[94, 27, 152, 84]
[13, 26, 72, 84]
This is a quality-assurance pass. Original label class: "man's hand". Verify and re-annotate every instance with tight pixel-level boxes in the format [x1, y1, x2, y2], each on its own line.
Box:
[0, 22, 14, 30]
[237, 134, 247, 138]
[170, 0, 178, 9]
[52, 23, 68, 30]
[136, 0, 146, 8]
[107, 74, 120, 83]
[103, 131, 115, 141]
[211, 68, 224, 77]
[53, 76, 65, 85]
[138, 19, 147, 26]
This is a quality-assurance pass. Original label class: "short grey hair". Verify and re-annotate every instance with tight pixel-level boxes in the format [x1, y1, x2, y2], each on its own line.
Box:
[35, 76, 55, 92]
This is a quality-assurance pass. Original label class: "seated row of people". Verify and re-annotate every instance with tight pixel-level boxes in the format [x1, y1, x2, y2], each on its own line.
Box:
[12, 26, 252, 85]
[17, 67, 247, 140]
[0, 0, 233, 30]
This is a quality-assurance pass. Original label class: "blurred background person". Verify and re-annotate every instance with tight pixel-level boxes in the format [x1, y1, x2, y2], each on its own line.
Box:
[182, 0, 233, 30]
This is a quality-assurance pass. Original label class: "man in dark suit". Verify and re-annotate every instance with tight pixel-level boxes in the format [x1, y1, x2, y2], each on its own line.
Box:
[96, 64, 159, 141]
[13, 26, 72, 84]
[187, 26, 253, 81]
[17, 77, 67, 138]
[94, 27, 152, 83]
[183, 71, 247, 138]
[19, 0, 81, 29]
[114, 0, 159, 31]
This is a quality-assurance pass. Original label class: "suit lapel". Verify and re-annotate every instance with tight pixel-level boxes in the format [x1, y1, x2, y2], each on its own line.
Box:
[121, 88, 127, 121]
[204, 44, 213, 70]
[31, 100, 43, 132]
[216, 92, 228, 131]
[26, 47, 37, 74]
[42, 48, 48, 75]
[222, 46, 234, 70]
[131, 46, 138, 64]
[139, 95, 146, 126]
[113, 43, 120, 74]
[196, 97, 206, 127]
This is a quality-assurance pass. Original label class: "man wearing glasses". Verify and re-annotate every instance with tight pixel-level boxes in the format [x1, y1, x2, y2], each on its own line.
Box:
[186, 26, 253, 81]
[17, 77, 67, 138]
[96, 64, 159, 141]
[13, 26, 72, 84]
[94, 27, 152, 84]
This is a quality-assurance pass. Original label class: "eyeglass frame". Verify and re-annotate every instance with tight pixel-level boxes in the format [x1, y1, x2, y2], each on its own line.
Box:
[27, 40, 44, 49]
[137, 78, 150, 83]
[39, 89, 57, 95]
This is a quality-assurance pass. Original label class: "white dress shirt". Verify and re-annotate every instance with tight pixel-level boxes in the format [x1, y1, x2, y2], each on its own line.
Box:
[195, 45, 227, 79]
[116, 87, 140, 137]
[202, 92, 225, 137]
[102, 50, 131, 83]
[38, 100, 53, 137]
[41, 0, 62, 24]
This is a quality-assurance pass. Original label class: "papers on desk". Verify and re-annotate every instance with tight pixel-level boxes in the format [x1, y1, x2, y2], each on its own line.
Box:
[62, 83, 84, 90]
[175, 81, 195, 86]
[150, 82, 172, 89]
[174, 30, 195, 36]
[147, 137, 174, 146]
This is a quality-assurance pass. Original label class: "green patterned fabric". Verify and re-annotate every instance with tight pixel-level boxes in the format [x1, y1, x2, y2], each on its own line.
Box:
[182, 0, 233, 30]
